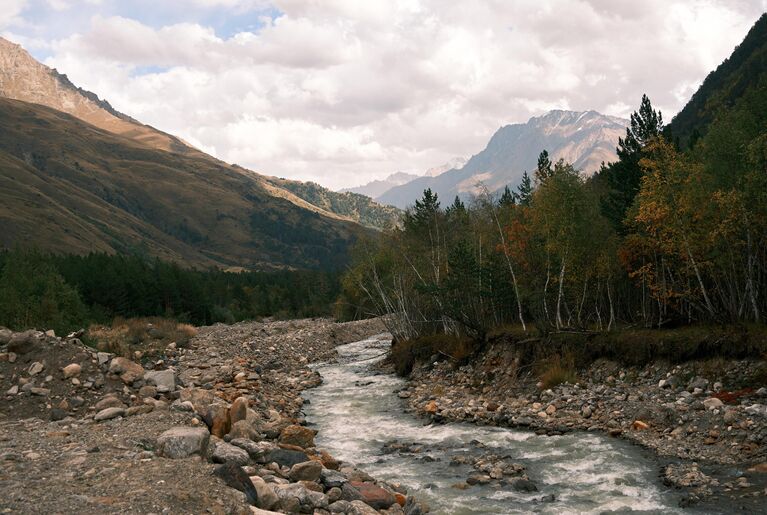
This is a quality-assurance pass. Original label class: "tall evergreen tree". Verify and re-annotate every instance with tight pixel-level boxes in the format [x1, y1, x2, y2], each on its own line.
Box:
[599, 94, 663, 232]
[517, 171, 534, 206]
[498, 186, 516, 207]
[535, 150, 553, 183]
[404, 188, 441, 231]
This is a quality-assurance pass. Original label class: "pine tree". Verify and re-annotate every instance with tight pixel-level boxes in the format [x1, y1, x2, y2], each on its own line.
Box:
[599, 94, 663, 232]
[535, 150, 553, 183]
[517, 171, 534, 206]
[498, 186, 516, 207]
[404, 188, 441, 231]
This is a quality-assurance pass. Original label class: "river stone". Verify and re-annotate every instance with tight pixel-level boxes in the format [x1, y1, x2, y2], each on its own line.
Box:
[349, 482, 395, 509]
[329, 501, 353, 513]
[143, 369, 176, 393]
[94, 407, 125, 421]
[213, 462, 258, 505]
[264, 448, 309, 468]
[279, 424, 315, 448]
[203, 404, 231, 438]
[230, 438, 265, 460]
[404, 496, 423, 515]
[109, 357, 145, 384]
[321, 468, 348, 489]
[349, 500, 381, 515]
[703, 398, 724, 410]
[229, 419, 259, 441]
[94, 395, 126, 411]
[156, 426, 210, 459]
[230, 396, 249, 425]
[275, 482, 328, 511]
[28, 362, 44, 376]
[250, 476, 280, 510]
[0, 328, 12, 345]
[212, 442, 250, 465]
[7, 330, 40, 354]
[62, 363, 81, 378]
[289, 460, 323, 481]
[509, 478, 538, 492]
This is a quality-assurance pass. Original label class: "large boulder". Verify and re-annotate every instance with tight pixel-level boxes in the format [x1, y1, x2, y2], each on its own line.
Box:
[250, 476, 280, 510]
[109, 357, 145, 385]
[0, 328, 12, 345]
[279, 424, 316, 448]
[264, 448, 309, 468]
[228, 420, 260, 441]
[274, 483, 328, 512]
[7, 330, 41, 354]
[289, 460, 323, 482]
[212, 442, 250, 466]
[179, 387, 218, 414]
[349, 482, 395, 509]
[229, 396, 249, 425]
[143, 369, 176, 393]
[349, 500, 381, 515]
[156, 426, 210, 459]
[203, 404, 232, 438]
[213, 462, 258, 505]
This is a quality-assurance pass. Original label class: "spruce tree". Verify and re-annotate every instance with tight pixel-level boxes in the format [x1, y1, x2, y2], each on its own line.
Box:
[517, 171, 534, 206]
[599, 94, 663, 232]
[498, 186, 516, 207]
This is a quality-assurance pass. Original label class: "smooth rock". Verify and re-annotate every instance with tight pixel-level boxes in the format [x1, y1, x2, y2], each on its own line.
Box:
[143, 369, 176, 393]
[109, 357, 145, 384]
[28, 362, 44, 376]
[230, 396, 249, 425]
[62, 363, 81, 378]
[214, 462, 258, 505]
[279, 424, 315, 448]
[94, 396, 126, 411]
[156, 426, 210, 459]
[289, 460, 323, 482]
[212, 442, 250, 465]
[703, 398, 724, 410]
[94, 407, 125, 421]
[349, 482, 395, 509]
[264, 448, 309, 468]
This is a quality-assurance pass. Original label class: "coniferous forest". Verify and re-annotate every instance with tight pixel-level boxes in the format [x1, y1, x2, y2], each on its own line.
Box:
[339, 82, 767, 341]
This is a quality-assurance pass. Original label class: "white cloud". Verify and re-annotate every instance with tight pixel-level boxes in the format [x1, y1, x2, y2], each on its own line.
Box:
[26, 1, 767, 189]
[0, 0, 28, 29]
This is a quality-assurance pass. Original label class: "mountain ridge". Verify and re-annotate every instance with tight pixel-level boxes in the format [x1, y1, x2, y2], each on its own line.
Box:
[377, 110, 627, 209]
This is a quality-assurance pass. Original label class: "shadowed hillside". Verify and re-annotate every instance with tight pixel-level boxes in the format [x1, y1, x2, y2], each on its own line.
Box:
[0, 98, 365, 270]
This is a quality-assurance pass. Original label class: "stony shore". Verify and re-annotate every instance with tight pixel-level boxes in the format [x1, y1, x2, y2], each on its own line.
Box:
[397, 338, 767, 510]
[0, 318, 425, 515]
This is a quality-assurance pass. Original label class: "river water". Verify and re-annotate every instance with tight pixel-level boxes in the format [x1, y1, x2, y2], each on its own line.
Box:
[303, 335, 685, 514]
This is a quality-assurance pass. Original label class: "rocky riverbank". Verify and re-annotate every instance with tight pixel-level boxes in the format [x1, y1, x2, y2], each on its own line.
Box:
[396, 338, 767, 511]
[0, 318, 426, 514]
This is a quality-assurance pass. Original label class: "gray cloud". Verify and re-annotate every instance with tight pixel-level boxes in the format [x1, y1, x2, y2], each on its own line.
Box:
[12, 0, 765, 189]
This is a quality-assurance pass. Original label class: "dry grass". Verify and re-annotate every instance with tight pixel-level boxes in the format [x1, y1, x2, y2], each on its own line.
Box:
[390, 333, 477, 376]
[87, 317, 198, 358]
[537, 353, 579, 389]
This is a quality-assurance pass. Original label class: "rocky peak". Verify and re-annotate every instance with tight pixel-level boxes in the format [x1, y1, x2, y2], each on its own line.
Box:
[0, 36, 187, 153]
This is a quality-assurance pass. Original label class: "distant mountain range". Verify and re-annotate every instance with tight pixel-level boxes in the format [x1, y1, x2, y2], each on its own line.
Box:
[376, 111, 627, 209]
[0, 37, 394, 270]
[342, 157, 467, 199]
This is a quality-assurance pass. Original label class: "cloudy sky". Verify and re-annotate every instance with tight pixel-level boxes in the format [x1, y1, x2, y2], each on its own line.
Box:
[2, 1, 765, 189]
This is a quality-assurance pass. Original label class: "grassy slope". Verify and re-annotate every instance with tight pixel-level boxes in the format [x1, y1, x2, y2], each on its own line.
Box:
[0, 98, 367, 270]
[264, 176, 402, 230]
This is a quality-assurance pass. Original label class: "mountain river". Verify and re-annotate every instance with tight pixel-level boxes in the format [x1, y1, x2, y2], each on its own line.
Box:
[302, 334, 690, 514]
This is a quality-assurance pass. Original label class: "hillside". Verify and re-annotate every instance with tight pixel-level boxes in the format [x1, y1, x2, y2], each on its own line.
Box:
[667, 13, 767, 149]
[0, 37, 194, 154]
[0, 98, 364, 270]
[377, 110, 627, 209]
[265, 176, 401, 230]
[341, 172, 420, 199]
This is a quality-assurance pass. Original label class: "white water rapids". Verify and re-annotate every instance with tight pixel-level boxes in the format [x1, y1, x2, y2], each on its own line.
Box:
[303, 335, 687, 514]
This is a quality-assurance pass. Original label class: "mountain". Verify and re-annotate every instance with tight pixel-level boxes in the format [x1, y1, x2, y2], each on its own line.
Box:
[341, 172, 420, 199]
[377, 110, 627, 209]
[423, 157, 468, 177]
[264, 176, 401, 230]
[667, 12, 767, 149]
[342, 157, 467, 201]
[0, 38, 368, 270]
[0, 38, 192, 154]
